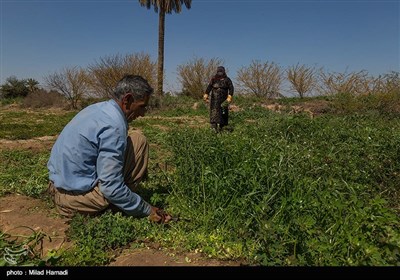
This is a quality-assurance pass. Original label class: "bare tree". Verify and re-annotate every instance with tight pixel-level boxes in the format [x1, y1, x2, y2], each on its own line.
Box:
[287, 63, 316, 98]
[360, 71, 399, 95]
[236, 60, 283, 98]
[45, 66, 88, 109]
[87, 53, 157, 98]
[356, 74, 380, 95]
[317, 69, 369, 96]
[381, 71, 400, 93]
[177, 57, 224, 99]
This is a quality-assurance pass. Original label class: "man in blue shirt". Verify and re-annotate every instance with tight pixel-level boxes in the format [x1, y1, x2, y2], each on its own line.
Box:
[47, 75, 170, 223]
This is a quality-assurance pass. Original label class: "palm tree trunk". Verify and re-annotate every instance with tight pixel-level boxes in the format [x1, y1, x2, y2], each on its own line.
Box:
[157, 7, 165, 96]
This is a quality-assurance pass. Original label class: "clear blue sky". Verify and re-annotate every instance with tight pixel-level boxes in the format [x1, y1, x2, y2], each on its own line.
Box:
[1, 0, 399, 93]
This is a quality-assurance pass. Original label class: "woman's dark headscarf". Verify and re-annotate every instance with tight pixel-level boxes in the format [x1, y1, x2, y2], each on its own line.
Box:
[214, 66, 227, 79]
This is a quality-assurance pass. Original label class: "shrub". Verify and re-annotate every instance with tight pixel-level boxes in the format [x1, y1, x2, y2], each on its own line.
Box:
[21, 90, 67, 109]
[0, 76, 30, 98]
[237, 60, 283, 98]
[177, 57, 224, 99]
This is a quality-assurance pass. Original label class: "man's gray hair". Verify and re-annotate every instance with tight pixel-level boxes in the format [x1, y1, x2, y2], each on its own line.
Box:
[113, 74, 153, 101]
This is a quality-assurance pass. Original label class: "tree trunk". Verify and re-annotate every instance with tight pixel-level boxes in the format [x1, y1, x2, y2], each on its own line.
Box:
[157, 8, 165, 96]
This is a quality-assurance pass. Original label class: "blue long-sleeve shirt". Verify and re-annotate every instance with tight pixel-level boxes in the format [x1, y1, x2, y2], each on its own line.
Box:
[47, 99, 151, 217]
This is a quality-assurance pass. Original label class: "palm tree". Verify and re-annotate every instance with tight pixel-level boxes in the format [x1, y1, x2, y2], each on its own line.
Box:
[26, 78, 39, 93]
[138, 0, 192, 96]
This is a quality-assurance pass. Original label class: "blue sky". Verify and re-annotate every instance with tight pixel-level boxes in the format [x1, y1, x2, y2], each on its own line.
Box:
[1, 0, 399, 93]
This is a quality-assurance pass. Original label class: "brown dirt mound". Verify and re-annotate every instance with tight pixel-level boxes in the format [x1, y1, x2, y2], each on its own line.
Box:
[110, 247, 241, 267]
[0, 136, 56, 152]
[261, 100, 331, 117]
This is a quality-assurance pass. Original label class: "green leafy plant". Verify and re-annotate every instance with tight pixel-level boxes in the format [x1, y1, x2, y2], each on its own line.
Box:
[0, 228, 60, 266]
[60, 211, 140, 265]
[0, 151, 49, 197]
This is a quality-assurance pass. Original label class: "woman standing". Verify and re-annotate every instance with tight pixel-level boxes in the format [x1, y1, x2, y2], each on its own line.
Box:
[203, 66, 234, 132]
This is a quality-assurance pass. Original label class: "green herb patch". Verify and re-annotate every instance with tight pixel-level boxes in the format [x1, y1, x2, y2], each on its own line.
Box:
[60, 211, 144, 265]
[161, 112, 400, 265]
[2, 96, 400, 266]
[0, 150, 49, 197]
[0, 110, 76, 139]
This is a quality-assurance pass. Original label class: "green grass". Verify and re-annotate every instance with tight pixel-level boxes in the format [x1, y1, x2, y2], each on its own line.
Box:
[1, 95, 400, 266]
[0, 150, 50, 197]
[147, 98, 208, 118]
[160, 112, 400, 265]
[0, 110, 76, 139]
[0, 97, 24, 106]
[59, 211, 140, 265]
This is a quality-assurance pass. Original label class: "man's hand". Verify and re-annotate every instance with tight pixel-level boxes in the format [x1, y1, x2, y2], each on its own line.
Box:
[148, 206, 172, 224]
[227, 94, 232, 103]
[203, 93, 209, 103]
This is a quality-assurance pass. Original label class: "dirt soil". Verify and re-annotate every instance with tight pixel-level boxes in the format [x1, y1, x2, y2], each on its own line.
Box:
[0, 136, 56, 152]
[0, 194, 71, 256]
[0, 194, 241, 266]
[111, 247, 240, 266]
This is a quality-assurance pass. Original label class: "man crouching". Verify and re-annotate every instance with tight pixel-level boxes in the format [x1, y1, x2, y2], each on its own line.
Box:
[47, 74, 171, 223]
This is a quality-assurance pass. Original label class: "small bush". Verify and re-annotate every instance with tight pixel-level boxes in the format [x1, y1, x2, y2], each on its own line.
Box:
[0, 97, 23, 106]
[0, 76, 29, 99]
[177, 57, 224, 99]
[330, 91, 400, 117]
[79, 97, 107, 109]
[21, 90, 67, 109]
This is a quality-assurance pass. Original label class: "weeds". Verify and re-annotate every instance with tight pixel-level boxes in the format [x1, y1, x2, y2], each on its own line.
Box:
[163, 112, 400, 265]
[1, 95, 400, 266]
[0, 110, 75, 140]
[0, 228, 60, 266]
[0, 150, 49, 197]
[60, 211, 141, 266]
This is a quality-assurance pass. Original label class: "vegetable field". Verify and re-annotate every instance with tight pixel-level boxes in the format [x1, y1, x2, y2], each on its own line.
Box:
[1, 95, 399, 266]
